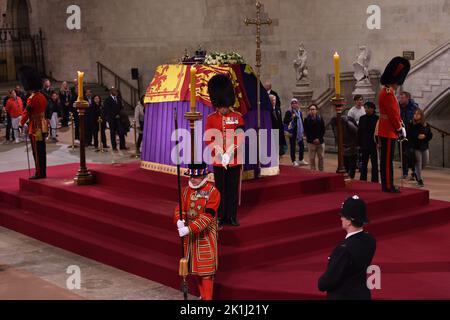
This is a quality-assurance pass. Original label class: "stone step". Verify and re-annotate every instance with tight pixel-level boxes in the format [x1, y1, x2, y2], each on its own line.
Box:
[428, 79, 441, 86]
[421, 85, 432, 92]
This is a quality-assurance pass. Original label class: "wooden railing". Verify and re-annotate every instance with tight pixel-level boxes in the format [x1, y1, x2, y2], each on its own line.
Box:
[429, 123, 450, 168]
[97, 61, 140, 110]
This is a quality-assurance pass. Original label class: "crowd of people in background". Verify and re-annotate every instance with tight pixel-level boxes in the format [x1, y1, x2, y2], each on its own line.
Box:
[266, 82, 433, 188]
[1, 77, 434, 187]
[1, 79, 148, 153]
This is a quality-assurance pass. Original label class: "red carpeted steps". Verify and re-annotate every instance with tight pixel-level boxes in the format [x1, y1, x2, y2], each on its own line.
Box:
[1, 162, 450, 299]
[216, 219, 450, 300]
[0, 202, 182, 290]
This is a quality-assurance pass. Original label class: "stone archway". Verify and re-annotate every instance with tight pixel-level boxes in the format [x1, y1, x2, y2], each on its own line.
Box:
[6, 0, 31, 34]
[425, 89, 450, 168]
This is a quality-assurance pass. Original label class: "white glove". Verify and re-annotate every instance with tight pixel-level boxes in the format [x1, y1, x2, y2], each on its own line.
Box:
[178, 226, 189, 237]
[400, 127, 406, 139]
[221, 152, 231, 168]
[177, 219, 185, 229]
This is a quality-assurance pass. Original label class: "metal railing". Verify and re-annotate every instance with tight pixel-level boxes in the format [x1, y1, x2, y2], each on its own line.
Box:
[429, 123, 449, 168]
[96, 61, 139, 110]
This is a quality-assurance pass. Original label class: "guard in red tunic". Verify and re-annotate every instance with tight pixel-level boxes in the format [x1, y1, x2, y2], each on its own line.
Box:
[205, 74, 245, 227]
[174, 162, 220, 300]
[376, 57, 410, 193]
[18, 66, 49, 180]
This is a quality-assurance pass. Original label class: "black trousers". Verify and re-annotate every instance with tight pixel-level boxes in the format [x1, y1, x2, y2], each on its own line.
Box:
[398, 141, 415, 176]
[30, 134, 47, 178]
[6, 114, 14, 141]
[137, 133, 143, 151]
[380, 137, 396, 191]
[108, 118, 126, 149]
[213, 165, 241, 223]
[61, 104, 70, 127]
[289, 137, 305, 162]
[344, 154, 358, 179]
[360, 148, 379, 182]
[93, 122, 108, 148]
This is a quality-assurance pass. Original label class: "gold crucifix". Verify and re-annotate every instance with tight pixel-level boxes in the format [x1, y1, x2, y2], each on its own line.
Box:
[244, 1, 272, 177]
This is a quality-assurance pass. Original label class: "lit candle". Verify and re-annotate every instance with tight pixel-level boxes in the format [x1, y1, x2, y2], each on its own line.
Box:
[77, 71, 84, 101]
[333, 52, 341, 96]
[190, 66, 197, 112]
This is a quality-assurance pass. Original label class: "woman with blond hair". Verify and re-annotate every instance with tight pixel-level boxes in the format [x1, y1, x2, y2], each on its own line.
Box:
[408, 109, 433, 187]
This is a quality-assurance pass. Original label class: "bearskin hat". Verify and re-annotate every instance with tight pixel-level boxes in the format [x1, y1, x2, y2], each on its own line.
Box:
[380, 57, 411, 86]
[207, 74, 236, 108]
[18, 66, 43, 92]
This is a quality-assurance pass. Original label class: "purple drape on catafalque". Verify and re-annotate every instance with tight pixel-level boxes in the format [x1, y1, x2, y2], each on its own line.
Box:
[141, 101, 275, 176]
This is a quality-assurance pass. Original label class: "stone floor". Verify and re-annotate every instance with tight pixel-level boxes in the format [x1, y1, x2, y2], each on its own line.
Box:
[0, 126, 449, 299]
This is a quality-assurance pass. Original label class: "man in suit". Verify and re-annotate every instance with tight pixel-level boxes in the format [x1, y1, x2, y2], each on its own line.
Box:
[376, 57, 411, 193]
[264, 81, 286, 154]
[269, 94, 286, 157]
[318, 195, 376, 300]
[104, 87, 126, 151]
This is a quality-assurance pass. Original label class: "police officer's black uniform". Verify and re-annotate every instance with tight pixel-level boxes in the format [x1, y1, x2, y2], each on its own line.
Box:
[318, 196, 376, 300]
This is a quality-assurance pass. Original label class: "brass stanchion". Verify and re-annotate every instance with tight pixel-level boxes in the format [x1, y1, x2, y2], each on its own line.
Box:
[132, 120, 140, 159]
[69, 113, 78, 151]
[74, 99, 94, 185]
[331, 94, 348, 179]
[96, 116, 106, 153]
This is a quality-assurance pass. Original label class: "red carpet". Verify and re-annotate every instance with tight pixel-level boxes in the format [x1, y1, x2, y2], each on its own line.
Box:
[1, 162, 449, 299]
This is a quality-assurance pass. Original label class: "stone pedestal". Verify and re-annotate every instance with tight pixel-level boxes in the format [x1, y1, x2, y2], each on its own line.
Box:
[292, 80, 314, 107]
[352, 79, 375, 101]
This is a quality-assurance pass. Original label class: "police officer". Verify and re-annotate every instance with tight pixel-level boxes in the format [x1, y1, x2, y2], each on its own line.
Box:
[318, 195, 376, 300]
[376, 57, 411, 193]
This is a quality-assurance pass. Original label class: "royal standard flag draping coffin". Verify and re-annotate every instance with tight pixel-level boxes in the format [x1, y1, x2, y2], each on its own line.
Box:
[140, 64, 279, 180]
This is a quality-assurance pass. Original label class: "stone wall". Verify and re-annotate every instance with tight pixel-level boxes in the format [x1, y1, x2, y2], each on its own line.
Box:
[1, 0, 450, 111]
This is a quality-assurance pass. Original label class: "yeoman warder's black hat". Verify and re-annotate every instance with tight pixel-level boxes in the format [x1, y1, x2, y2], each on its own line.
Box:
[340, 195, 369, 225]
[207, 74, 236, 108]
[380, 57, 411, 86]
[184, 162, 209, 177]
[18, 66, 43, 92]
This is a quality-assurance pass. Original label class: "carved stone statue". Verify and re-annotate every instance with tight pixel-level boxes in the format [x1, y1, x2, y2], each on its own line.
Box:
[352, 45, 375, 100]
[293, 43, 309, 82]
[353, 45, 371, 83]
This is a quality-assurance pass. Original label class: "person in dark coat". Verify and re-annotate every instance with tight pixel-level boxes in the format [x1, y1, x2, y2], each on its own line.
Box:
[269, 94, 285, 157]
[304, 104, 326, 171]
[342, 115, 359, 179]
[318, 195, 376, 300]
[59, 81, 72, 127]
[84, 89, 94, 146]
[398, 91, 418, 179]
[358, 102, 379, 182]
[265, 81, 287, 154]
[408, 108, 433, 187]
[45, 91, 61, 142]
[90, 95, 108, 150]
[104, 87, 127, 150]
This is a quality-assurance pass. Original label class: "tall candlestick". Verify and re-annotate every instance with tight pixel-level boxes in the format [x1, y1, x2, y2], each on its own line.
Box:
[333, 52, 341, 96]
[190, 66, 197, 112]
[77, 71, 84, 101]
